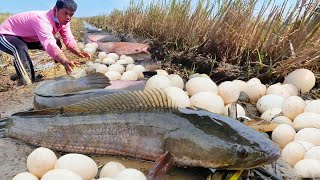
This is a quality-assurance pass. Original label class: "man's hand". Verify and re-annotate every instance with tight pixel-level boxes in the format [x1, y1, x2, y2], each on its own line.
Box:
[60, 59, 80, 74]
[77, 51, 91, 58]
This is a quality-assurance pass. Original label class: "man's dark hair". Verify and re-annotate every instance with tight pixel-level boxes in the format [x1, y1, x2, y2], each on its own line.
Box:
[55, 0, 77, 11]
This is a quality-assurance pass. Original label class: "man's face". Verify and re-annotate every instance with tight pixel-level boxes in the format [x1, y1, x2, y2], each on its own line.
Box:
[56, 7, 75, 25]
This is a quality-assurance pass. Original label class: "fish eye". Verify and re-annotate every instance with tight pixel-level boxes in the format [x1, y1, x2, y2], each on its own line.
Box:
[236, 146, 248, 158]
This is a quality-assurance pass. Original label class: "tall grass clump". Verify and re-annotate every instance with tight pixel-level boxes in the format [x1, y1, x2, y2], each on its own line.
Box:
[86, 0, 320, 81]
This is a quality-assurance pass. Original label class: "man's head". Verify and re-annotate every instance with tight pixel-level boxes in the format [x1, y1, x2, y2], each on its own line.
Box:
[54, 0, 77, 25]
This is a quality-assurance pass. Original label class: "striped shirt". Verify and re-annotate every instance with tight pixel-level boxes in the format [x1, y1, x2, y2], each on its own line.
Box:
[0, 9, 77, 59]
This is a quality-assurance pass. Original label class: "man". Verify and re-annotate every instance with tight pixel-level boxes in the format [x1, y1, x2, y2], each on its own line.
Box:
[0, 0, 90, 85]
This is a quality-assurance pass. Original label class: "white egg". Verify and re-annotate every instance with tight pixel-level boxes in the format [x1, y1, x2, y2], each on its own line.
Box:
[244, 83, 266, 103]
[98, 52, 108, 60]
[282, 84, 298, 96]
[95, 64, 108, 74]
[77, 42, 85, 50]
[95, 59, 102, 64]
[282, 96, 306, 120]
[85, 43, 97, 50]
[108, 64, 125, 74]
[164, 87, 190, 108]
[27, 147, 57, 178]
[185, 77, 218, 96]
[124, 56, 135, 64]
[121, 70, 138, 81]
[246, 77, 261, 86]
[188, 73, 210, 79]
[132, 65, 146, 73]
[232, 80, 248, 92]
[86, 61, 94, 66]
[294, 128, 320, 145]
[271, 116, 293, 126]
[256, 94, 285, 113]
[283, 69, 316, 94]
[223, 103, 246, 117]
[293, 159, 320, 178]
[294, 141, 315, 151]
[304, 146, 320, 160]
[114, 168, 147, 180]
[105, 71, 122, 81]
[261, 108, 282, 121]
[167, 74, 184, 89]
[83, 47, 96, 55]
[12, 172, 39, 180]
[293, 112, 320, 131]
[145, 75, 172, 90]
[266, 83, 290, 99]
[107, 53, 120, 61]
[126, 64, 136, 71]
[103, 57, 116, 65]
[54, 153, 98, 180]
[190, 92, 224, 114]
[304, 100, 320, 114]
[116, 59, 127, 65]
[218, 81, 240, 104]
[272, 124, 296, 148]
[41, 169, 82, 180]
[99, 162, 126, 178]
[155, 69, 168, 76]
[282, 141, 307, 167]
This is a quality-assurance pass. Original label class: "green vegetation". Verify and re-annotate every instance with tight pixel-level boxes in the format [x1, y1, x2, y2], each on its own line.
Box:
[85, 0, 320, 82]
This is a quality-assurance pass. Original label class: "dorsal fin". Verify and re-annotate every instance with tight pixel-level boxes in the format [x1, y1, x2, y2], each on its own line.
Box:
[63, 89, 177, 114]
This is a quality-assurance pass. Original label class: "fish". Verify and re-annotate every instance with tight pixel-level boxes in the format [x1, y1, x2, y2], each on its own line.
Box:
[34, 73, 145, 109]
[3, 89, 280, 173]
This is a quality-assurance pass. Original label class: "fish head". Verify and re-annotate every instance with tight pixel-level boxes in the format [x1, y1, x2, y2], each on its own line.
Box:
[165, 109, 280, 169]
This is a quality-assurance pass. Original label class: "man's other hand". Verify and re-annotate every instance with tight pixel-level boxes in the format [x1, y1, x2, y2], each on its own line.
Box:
[61, 59, 80, 74]
[78, 51, 91, 58]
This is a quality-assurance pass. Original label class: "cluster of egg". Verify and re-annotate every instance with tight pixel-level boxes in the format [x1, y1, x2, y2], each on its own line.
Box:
[145, 69, 319, 178]
[12, 147, 147, 180]
[78, 42, 99, 56]
[85, 51, 146, 81]
[144, 71, 246, 117]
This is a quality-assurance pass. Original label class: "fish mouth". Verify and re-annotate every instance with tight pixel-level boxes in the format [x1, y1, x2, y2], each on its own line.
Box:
[243, 150, 280, 169]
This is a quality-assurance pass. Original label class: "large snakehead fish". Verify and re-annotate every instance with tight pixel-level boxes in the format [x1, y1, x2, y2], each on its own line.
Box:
[1, 89, 280, 171]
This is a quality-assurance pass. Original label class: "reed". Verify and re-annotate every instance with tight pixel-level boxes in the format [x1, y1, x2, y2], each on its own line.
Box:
[85, 0, 320, 81]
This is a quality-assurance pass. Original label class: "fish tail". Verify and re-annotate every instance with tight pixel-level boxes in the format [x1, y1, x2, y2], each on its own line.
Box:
[77, 72, 111, 89]
[0, 117, 9, 138]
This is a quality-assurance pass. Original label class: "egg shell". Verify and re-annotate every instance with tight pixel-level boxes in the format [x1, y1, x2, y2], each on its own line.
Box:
[164, 87, 190, 108]
[223, 103, 246, 117]
[261, 108, 282, 121]
[95, 65, 108, 74]
[232, 80, 248, 92]
[121, 70, 138, 81]
[293, 159, 320, 178]
[246, 77, 261, 86]
[27, 147, 57, 178]
[54, 153, 98, 180]
[294, 128, 320, 145]
[185, 77, 218, 96]
[282, 96, 306, 120]
[155, 69, 169, 76]
[293, 112, 320, 131]
[282, 84, 298, 96]
[126, 64, 136, 71]
[244, 83, 266, 103]
[124, 56, 135, 64]
[102, 57, 116, 65]
[12, 172, 39, 180]
[114, 168, 147, 180]
[145, 75, 172, 90]
[304, 146, 320, 160]
[41, 169, 82, 180]
[132, 65, 146, 73]
[271, 116, 293, 126]
[99, 162, 125, 178]
[98, 52, 108, 60]
[282, 141, 307, 167]
[218, 81, 240, 104]
[116, 59, 127, 65]
[304, 100, 320, 114]
[77, 42, 85, 50]
[108, 64, 125, 74]
[283, 69, 316, 94]
[105, 71, 121, 81]
[256, 94, 285, 113]
[190, 92, 224, 114]
[167, 74, 184, 89]
[266, 84, 290, 99]
[294, 141, 315, 151]
[83, 47, 96, 55]
[107, 53, 119, 61]
[272, 124, 296, 148]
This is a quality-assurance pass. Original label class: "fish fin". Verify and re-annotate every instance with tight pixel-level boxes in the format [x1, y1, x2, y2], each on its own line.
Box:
[0, 117, 10, 138]
[76, 72, 111, 89]
[63, 89, 177, 114]
[147, 152, 174, 180]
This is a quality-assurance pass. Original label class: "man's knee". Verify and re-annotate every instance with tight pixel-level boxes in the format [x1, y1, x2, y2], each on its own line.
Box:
[56, 38, 62, 49]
